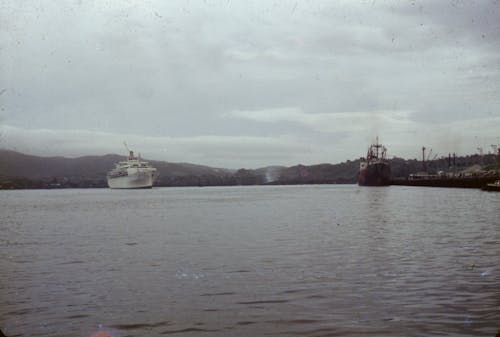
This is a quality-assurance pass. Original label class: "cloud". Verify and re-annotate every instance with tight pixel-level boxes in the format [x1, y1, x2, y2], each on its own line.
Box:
[225, 107, 416, 134]
[0, 125, 313, 168]
[0, 1, 499, 167]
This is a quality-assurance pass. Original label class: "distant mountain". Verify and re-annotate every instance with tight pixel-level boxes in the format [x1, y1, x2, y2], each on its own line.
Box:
[0, 149, 235, 188]
[0, 149, 497, 189]
[273, 161, 360, 184]
[0, 150, 121, 179]
[151, 160, 236, 187]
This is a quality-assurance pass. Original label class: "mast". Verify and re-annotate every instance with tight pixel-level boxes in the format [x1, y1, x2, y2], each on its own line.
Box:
[366, 137, 388, 162]
[422, 146, 426, 172]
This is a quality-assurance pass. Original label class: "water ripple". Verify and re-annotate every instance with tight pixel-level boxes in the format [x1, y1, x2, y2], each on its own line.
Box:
[1, 186, 499, 337]
[160, 327, 219, 334]
[110, 321, 171, 330]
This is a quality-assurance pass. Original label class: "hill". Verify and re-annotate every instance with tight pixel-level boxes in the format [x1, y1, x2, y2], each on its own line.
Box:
[0, 149, 234, 189]
[0, 149, 498, 189]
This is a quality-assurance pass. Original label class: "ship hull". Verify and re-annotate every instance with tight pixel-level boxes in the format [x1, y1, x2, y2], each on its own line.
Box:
[107, 170, 155, 189]
[358, 163, 391, 186]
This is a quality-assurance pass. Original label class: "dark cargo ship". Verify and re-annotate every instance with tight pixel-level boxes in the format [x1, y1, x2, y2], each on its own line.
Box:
[358, 138, 391, 186]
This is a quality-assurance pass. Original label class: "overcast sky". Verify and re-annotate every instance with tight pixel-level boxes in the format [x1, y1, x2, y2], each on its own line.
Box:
[1, 0, 499, 168]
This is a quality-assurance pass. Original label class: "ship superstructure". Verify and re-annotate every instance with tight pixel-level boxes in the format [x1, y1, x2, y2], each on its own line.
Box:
[358, 138, 391, 186]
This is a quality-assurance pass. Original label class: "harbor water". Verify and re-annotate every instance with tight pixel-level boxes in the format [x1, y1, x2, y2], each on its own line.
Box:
[1, 185, 499, 336]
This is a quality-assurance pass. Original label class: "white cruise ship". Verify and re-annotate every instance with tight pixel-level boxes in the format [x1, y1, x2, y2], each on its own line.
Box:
[107, 150, 157, 189]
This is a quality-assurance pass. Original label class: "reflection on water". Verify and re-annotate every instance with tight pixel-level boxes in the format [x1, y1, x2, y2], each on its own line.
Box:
[1, 186, 499, 336]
